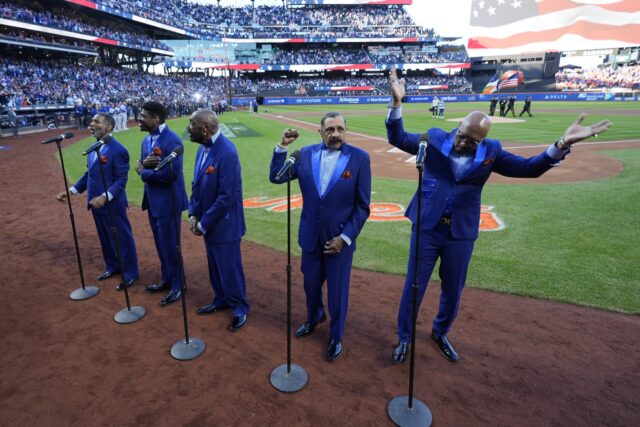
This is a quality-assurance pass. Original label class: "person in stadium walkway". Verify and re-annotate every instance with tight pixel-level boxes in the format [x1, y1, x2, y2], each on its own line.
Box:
[505, 94, 516, 117]
[519, 96, 533, 117]
[187, 109, 249, 332]
[499, 96, 507, 117]
[56, 113, 139, 290]
[386, 67, 612, 363]
[135, 101, 188, 307]
[489, 96, 498, 116]
[269, 113, 371, 362]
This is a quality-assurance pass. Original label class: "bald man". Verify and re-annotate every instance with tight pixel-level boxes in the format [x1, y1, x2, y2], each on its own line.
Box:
[187, 109, 249, 332]
[386, 68, 611, 363]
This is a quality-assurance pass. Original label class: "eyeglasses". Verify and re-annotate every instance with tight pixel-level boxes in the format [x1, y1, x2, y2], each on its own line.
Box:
[456, 130, 483, 146]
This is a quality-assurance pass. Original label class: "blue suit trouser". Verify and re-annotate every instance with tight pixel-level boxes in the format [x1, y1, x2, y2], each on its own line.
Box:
[93, 210, 139, 282]
[148, 211, 182, 291]
[204, 239, 249, 316]
[397, 222, 475, 343]
[301, 243, 355, 340]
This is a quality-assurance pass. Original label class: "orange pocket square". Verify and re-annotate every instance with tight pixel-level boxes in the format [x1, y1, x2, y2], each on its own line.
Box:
[341, 170, 352, 179]
[206, 165, 216, 175]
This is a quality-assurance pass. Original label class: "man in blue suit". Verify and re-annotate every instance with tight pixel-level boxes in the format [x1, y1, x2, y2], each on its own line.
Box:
[187, 109, 249, 332]
[269, 112, 371, 362]
[57, 113, 139, 290]
[135, 101, 188, 307]
[386, 68, 612, 363]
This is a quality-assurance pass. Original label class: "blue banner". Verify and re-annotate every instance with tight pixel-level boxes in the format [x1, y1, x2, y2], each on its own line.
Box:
[232, 92, 633, 106]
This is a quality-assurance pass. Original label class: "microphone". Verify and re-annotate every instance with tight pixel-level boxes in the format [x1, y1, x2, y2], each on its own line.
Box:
[275, 150, 301, 181]
[416, 133, 429, 170]
[154, 146, 184, 171]
[41, 132, 73, 145]
[82, 139, 105, 156]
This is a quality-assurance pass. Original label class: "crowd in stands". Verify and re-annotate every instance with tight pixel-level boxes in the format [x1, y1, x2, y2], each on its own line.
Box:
[70, 0, 433, 40]
[555, 65, 640, 90]
[0, 59, 226, 110]
[0, 29, 96, 52]
[240, 46, 466, 66]
[0, 1, 171, 51]
[230, 74, 471, 95]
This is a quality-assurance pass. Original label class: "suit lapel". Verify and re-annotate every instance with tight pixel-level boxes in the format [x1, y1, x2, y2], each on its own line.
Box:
[459, 142, 487, 181]
[323, 145, 351, 197]
[311, 144, 322, 197]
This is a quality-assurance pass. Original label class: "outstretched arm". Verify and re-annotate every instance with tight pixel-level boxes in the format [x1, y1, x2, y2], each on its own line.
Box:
[557, 113, 613, 149]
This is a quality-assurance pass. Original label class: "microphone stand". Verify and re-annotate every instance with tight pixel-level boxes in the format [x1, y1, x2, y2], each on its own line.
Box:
[55, 139, 100, 300]
[270, 166, 308, 392]
[168, 161, 205, 360]
[91, 147, 145, 324]
[388, 156, 432, 426]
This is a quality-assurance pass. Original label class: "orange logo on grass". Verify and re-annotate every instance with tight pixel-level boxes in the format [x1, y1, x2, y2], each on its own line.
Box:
[243, 196, 505, 231]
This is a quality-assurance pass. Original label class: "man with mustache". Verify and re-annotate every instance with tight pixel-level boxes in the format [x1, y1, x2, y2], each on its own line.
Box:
[386, 67, 612, 363]
[269, 112, 371, 362]
[57, 113, 139, 290]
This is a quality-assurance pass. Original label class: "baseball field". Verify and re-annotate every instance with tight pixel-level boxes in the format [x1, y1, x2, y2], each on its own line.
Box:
[1, 100, 638, 426]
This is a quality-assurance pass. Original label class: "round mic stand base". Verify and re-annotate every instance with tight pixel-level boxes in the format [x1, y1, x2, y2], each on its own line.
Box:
[171, 337, 205, 361]
[387, 396, 432, 427]
[270, 364, 308, 393]
[69, 285, 100, 301]
[114, 306, 146, 324]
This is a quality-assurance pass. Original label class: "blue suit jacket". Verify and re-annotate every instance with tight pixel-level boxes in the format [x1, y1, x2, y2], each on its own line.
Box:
[73, 136, 129, 216]
[270, 143, 371, 252]
[140, 125, 188, 217]
[387, 117, 562, 240]
[188, 134, 246, 244]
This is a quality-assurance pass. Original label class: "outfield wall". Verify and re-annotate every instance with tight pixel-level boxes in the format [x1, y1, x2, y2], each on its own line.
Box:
[233, 92, 638, 107]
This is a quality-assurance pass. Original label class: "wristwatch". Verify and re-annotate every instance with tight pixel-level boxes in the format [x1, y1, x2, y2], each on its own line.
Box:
[555, 137, 569, 150]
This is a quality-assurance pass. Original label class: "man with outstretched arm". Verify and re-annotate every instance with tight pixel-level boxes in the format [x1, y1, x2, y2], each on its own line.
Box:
[386, 67, 612, 363]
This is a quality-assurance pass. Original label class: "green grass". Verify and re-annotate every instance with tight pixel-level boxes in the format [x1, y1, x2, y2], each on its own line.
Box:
[61, 102, 640, 314]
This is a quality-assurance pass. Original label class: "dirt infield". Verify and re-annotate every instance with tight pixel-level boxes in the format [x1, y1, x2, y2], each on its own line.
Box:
[1, 130, 639, 426]
[261, 112, 639, 184]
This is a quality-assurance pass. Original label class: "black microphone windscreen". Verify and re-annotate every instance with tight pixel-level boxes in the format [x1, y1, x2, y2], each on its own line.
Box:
[63, 132, 74, 139]
[418, 133, 429, 143]
[173, 146, 184, 155]
[290, 150, 301, 161]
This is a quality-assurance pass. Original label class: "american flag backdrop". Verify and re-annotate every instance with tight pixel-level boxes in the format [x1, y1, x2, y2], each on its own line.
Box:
[467, 0, 640, 56]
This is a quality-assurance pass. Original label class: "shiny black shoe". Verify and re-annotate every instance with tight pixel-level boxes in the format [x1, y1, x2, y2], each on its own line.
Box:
[115, 278, 135, 291]
[197, 302, 229, 315]
[431, 331, 459, 362]
[229, 314, 247, 332]
[295, 313, 327, 338]
[160, 289, 182, 306]
[392, 342, 409, 364]
[97, 271, 118, 281]
[326, 339, 343, 362]
[146, 281, 169, 293]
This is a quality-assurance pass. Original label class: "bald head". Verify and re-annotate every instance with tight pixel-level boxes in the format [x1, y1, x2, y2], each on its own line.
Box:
[188, 109, 220, 144]
[454, 111, 491, 155]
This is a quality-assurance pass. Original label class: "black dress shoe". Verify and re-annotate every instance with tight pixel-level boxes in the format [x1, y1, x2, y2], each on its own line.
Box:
[160, 289, 181, 306]
[392, 342, 409, 364]
[294, 313, 327, 338]
[197, 302, 229, 315]
[326, 339, 343, 362]
[97, 271, 118, 281]
[146, 281, 169, 293]
[115, 278, 135, 291]
[229, 314, 247, 332]
[431, 331, 459, 362]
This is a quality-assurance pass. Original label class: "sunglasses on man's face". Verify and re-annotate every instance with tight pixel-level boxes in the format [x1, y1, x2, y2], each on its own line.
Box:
[456, 129, 483, 146]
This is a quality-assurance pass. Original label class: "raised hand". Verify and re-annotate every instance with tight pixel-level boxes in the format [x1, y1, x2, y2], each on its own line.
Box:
[562, 113, 613, 146]
[389, 67, 406, 107]
[279, 128, 299, 148]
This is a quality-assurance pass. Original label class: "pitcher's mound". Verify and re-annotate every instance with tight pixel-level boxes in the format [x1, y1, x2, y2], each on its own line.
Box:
[446, 116, 526, 124]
